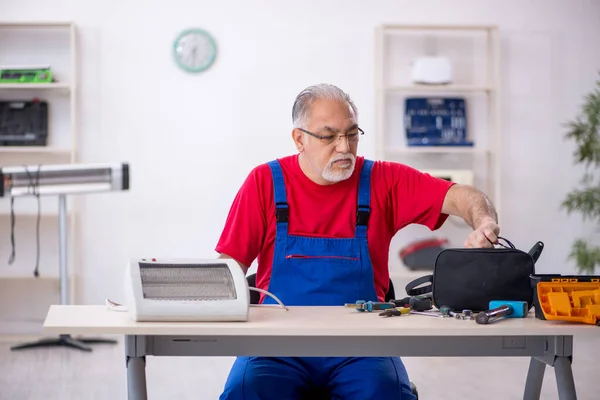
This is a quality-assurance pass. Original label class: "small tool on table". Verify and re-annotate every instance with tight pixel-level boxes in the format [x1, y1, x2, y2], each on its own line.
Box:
[475, 300, 528, 325]
[394, 296, 433, 312]
[439, 305, 462, 319]
[410, 310, 449, 318]
[462, 309, 474, 320]
[344, 300, 397, 312]
[439, 305, 476, 320]
[345, 296, 432, 313]
[379, 307, 411, 318]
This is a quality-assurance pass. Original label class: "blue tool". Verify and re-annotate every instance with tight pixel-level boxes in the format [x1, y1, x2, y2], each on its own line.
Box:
[345, 300, 396, 312]
[475, 300, 528, 324]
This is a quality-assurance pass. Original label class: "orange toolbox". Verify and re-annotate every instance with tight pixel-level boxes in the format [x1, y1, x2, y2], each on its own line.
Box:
[536, 279, 600, 325]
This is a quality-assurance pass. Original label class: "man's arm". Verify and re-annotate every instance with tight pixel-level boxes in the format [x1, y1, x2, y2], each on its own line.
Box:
[218, 253, 249, 275]
[215, 165, 270, 276]
[441, 184, 500, 248]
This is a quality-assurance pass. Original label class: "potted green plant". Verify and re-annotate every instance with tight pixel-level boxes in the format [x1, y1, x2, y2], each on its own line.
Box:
[562, 74, 600, 274]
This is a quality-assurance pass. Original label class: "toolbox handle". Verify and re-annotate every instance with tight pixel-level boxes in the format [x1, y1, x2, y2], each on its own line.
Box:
[527, 241, 544, 263]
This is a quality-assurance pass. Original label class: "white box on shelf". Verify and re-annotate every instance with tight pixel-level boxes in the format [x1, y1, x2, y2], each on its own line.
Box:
[411, 56, 453, 85]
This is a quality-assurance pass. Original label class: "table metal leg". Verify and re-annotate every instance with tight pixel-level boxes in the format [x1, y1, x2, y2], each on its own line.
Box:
[523, 336, 577, 400]
[554, 356, 577, 400]
[523, 357, 546, 400]
[125, 335, 149, 400]
[127, 356, 148, 400]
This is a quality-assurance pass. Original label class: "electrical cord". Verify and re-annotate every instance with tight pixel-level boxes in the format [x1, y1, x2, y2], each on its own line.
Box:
[7, 165, 42, 277]
[106, 287, 289, 313]
[248, 287, 288, 310]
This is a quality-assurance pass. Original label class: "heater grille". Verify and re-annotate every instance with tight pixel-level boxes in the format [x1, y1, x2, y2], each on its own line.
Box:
[11, 168, 112, 187]
[139, 262, 237, 301]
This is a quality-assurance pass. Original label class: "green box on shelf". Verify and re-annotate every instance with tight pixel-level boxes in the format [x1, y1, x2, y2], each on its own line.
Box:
[0, 68, 53, 83]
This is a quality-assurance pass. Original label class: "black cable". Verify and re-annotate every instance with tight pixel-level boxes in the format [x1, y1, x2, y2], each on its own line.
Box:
[24, 165, 42, 277]
[10, 165, 42, 277]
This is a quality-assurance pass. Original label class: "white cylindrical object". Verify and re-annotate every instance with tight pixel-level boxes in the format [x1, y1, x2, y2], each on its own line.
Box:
[59, 194, 68, 305]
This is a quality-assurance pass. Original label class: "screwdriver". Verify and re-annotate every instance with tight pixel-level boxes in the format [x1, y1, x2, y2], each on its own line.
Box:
[344, 300, 397, 312]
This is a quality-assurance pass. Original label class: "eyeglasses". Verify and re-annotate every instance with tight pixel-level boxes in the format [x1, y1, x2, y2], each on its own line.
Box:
[297, 127, 364, 146]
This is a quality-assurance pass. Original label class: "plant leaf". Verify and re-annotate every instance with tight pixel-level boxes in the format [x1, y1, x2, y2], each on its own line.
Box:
[567, 239, 600, 274]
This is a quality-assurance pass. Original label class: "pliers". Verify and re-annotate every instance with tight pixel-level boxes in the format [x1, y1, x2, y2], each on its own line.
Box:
[345, 296, 433, 313]
[379, 307, 411, 317]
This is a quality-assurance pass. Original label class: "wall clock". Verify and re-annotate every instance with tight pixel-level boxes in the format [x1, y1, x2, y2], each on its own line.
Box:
[172, 28, 217, 73]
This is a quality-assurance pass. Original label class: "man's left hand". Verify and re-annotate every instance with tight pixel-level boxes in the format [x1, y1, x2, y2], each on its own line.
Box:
[464, 218, 500, 248]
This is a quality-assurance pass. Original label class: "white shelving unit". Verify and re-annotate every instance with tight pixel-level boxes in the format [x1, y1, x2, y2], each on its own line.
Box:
[0, 21, 78, 333]
[375, 24, 501, 272]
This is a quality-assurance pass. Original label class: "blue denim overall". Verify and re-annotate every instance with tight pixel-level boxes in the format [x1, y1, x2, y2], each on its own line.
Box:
[220, 159, 415, 400]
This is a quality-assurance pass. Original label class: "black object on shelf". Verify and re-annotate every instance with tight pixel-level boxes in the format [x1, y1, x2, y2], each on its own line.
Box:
[0, 100, 48, 146]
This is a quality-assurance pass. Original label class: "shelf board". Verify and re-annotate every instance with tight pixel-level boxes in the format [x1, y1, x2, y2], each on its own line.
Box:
[385, 146, 488, 155]
[0, 82, 72, 91]
[387, 85, 493, 93]
[0, 146, 72, 155]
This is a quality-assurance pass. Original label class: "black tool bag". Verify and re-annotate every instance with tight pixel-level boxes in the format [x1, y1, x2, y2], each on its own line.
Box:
[405, 237, 544, 312]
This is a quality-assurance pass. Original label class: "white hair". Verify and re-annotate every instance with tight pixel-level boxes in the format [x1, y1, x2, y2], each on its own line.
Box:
[292, 84, 358, 129]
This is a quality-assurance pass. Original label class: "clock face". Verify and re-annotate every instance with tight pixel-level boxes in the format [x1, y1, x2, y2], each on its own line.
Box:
[173, 29, 217, 73]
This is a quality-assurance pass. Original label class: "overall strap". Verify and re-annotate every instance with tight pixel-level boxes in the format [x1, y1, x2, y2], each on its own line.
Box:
[267, 160, 289, 236]
[356, 159, 373, 238]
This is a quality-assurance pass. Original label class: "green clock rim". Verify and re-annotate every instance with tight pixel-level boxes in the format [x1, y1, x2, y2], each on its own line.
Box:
[172, 28, 217, 73]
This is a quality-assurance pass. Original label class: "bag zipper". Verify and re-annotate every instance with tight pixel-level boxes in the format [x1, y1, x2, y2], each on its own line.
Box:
[443, 248, 525, 255]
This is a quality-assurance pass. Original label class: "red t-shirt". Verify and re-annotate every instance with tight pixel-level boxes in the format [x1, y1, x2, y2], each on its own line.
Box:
[215, 155, 454, 301]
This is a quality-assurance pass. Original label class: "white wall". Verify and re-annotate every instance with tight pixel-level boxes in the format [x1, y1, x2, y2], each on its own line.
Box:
[2, 0, 600, 306]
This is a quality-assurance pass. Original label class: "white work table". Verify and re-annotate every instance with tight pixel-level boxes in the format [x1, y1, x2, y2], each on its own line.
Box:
[44, 305, 598, 400]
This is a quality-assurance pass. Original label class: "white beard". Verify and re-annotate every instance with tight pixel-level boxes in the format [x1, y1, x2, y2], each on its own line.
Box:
[322, 154, 356, 183]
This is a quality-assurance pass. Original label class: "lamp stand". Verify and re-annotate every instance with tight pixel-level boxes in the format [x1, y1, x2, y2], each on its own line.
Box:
[11, 194, 117, 352]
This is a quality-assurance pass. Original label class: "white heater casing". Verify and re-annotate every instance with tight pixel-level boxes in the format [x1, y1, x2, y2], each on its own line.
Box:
[124, 258, 249, 322]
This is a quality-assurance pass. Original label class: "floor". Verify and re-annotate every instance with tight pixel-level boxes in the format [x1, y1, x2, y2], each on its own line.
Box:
[1, 334, 599, 400]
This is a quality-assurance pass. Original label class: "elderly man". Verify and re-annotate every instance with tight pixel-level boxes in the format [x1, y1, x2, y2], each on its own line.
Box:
[215, 84, 499, 399]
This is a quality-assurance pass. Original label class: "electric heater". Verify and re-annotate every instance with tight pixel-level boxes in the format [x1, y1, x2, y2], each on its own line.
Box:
[124, 258, 250, 322]
[0, 162, 129, 197]
[0, 162, 130, 352]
